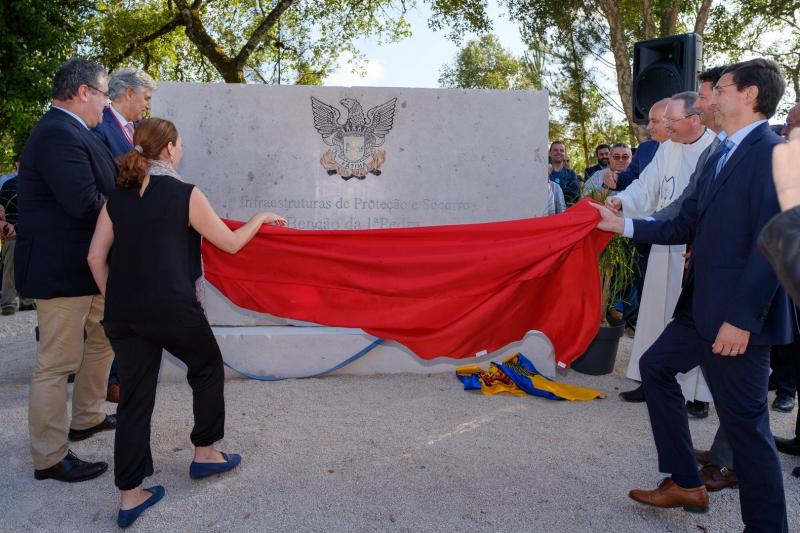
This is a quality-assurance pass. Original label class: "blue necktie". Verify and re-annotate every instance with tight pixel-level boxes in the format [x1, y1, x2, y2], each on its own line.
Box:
[714, 139, 735, 179]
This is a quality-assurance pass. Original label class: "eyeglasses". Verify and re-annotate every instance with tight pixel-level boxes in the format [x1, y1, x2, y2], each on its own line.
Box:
[85, 83, 110, 101]
[663, 113, 699, 125]
[612, 154, 631, 161]
[712, 82, 737, 95]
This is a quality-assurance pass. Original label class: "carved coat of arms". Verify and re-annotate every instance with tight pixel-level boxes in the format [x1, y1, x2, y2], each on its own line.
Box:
[311, 96, 397, 180]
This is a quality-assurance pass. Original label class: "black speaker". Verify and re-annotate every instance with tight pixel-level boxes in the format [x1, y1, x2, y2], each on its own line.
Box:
[632, 33, 703, 124]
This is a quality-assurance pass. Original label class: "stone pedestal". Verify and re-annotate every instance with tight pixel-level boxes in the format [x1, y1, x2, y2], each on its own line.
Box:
[150, 83, 553, 381]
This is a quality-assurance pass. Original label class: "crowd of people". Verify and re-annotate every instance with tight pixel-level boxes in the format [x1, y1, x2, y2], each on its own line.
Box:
[1, 54, 800, 531]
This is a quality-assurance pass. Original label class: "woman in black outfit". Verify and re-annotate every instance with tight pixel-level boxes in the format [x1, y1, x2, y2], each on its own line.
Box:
[88, 118, 285, 528]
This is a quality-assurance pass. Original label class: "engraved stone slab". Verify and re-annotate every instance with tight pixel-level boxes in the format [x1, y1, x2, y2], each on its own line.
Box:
[150, 84, 554, 379]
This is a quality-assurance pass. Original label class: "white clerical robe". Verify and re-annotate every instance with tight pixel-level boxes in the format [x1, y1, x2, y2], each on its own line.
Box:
[619, 130, 716, 402]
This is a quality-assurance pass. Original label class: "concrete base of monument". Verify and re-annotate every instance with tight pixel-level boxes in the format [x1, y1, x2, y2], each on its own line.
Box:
[156, 326, 556, 382]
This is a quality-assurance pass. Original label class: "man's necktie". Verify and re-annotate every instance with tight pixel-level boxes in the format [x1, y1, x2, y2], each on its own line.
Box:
[714, 139, 735, 179]
[124, 122, 135, 145]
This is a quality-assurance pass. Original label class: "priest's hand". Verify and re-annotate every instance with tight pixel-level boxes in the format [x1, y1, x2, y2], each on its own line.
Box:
[588, 203, 624, 234]
[772, 128, 800, 211]
[604, 196, 622, 213]
[712, 321, 750, 356]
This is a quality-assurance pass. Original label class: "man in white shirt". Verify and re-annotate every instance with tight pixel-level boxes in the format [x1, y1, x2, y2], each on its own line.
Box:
[609, 92, 715, 408]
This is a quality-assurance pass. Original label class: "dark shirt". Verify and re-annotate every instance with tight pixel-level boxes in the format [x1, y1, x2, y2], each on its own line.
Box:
[549, 167, 580, 205]
[105, 174, 203, 323]
[584, 163, 607, 181]
[0, 176, 17, 225]
[614, 140, 659, 192]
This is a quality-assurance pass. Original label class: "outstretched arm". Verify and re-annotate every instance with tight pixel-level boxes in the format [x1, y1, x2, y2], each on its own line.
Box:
[188, 187, 286, 254]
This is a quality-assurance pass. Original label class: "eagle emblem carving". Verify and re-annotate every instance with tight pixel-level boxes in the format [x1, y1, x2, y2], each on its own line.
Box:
[311, 96, 397, 180]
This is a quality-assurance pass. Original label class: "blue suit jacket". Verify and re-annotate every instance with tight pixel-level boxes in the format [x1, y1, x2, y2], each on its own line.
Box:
[633, 123, 793, 346]
[15, 108, 118, 299]
[615, 139, 659, 191]
[92, 106, 134, 158]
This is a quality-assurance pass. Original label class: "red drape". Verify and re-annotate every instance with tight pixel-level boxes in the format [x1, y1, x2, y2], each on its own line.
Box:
[201, 199, 612, 367]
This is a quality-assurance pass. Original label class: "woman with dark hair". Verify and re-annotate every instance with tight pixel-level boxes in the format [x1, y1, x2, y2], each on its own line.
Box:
[88, 117, 285, 528]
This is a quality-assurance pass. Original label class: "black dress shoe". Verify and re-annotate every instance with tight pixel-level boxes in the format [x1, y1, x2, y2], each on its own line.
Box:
[775, 436, 800, 456]
[68, 414, 117, 441]
[686, 400, 709, 418]
[772, 394, 795, 413]
[34, 450, 108, 482]
[619, 385, 645, 402]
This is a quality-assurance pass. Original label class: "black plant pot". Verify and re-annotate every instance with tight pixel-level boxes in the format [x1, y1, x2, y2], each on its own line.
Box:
[571, 324, 625, 376]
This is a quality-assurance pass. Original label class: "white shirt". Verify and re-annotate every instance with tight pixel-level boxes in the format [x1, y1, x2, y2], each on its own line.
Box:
[50, 105, 88, 129]
[621, 129, 716, 236]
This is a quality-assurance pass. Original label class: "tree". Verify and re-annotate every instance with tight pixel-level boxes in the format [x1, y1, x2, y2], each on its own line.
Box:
[438, 34, 539, 89]
[88, 0, 492, 84]
[0, 0, 492, 166]
[0, 0, 91, 166]
[505, 0, 744, 140]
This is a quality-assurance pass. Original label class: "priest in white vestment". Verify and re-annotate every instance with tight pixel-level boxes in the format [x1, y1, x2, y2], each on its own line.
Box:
[610, 92, 716, 403]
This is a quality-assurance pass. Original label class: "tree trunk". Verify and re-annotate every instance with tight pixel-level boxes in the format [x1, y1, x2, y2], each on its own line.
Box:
[659, 3, 680, 36]
[642, 0, 656, 39]
[694, 0, 715, 35]
[596, 0, 645, 141]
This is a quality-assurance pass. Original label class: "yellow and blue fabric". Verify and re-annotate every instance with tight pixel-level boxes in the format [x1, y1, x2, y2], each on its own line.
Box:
[456, 353, 605, 401]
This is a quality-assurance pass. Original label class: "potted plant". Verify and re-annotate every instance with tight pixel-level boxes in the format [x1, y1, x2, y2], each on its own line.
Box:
[571, 188, 637, 375]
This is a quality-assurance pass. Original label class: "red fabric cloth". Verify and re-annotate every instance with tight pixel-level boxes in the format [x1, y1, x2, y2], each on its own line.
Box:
[201, 199, 612, 367]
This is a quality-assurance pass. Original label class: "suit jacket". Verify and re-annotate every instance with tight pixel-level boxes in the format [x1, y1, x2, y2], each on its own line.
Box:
[759, 206, 800, 305]
[651, 136, 721, 222]
[91, 106, 134, 158]
[15, 107, 117, 299]
[584, 163, 606, 181]
[615, 139, 659, 191]
[633, 122, 793, 346]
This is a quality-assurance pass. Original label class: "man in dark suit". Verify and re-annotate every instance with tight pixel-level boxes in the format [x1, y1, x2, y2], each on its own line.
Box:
[90, 67, 155, 403]
[92, 67, 155, 158]
[16, 58, 118, 483]
[592, 58, 792, 532]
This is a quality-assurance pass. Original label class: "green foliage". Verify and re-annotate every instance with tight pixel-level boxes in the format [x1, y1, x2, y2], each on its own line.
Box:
[0, 0, 91, 169]
[583, 188, 637, 323]
[438, 34, 539, 89]
[85, 1, 483, 85]
[0, 0, 491, 164]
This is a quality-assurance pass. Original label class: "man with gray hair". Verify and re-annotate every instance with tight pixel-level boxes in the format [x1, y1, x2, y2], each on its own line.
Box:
[91, 67, 155, 402]
[16, 58, 118, 483]
[92, 67, 155, 158]
[610, 91, 716, 408]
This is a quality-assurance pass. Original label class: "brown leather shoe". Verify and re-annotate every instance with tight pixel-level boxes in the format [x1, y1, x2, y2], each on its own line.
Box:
[694, 449, 712, 466]
[106, 383, 120, 403]
[629, 477, 709, 513]
[700, 464, 738, 492]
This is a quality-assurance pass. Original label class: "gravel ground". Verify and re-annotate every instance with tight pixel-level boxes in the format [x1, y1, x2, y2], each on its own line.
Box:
[1, 309, 799, 532]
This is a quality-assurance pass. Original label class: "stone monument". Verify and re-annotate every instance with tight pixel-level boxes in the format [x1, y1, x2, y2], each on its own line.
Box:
[150, 83, 555, 380]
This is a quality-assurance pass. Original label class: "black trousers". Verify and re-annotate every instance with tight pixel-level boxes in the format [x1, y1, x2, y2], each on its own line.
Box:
[639, 310, 786, 533]
[103, 316, 225, 490]
[771, 339, 799, 398]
